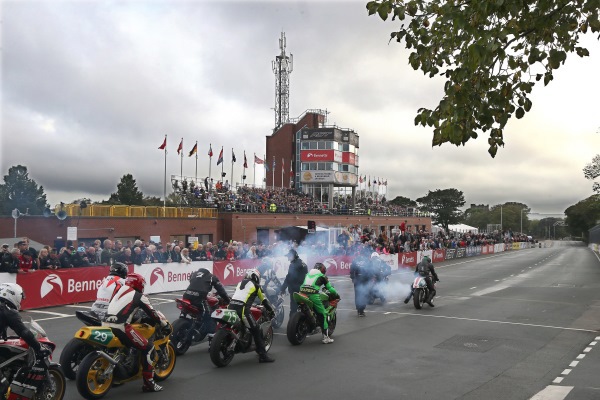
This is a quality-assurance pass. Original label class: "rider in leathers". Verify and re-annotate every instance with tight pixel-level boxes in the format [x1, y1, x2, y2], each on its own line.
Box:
[404, 256, 439, 306]
[104, 273, 168, 392]
[300, 263, 339, 344]
[90, 262, 128, 321]
[228, 269, 275, 363]
[0, 283, 51, 394]
[280, 249, 308, 318]
[183, 268, 230, 334]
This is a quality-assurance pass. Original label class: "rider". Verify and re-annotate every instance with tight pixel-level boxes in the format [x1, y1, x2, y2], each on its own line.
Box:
[403, 255, 439, 306]
[228, 269, 276, 363]
[104, 273, 169, 393]
[90, 262, 128, 321]
[280, 249, 308, 318]
[300, 263, 339, 344]
[0, 283, 51, 393]
[370, 252, 391, 301]
[183, 267, 230, 333]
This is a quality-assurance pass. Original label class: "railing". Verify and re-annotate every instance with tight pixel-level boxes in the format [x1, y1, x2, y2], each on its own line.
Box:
[58, 204, 218, 218]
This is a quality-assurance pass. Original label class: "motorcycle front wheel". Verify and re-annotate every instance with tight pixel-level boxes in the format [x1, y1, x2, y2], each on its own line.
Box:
[413, 288, 424, 310]
[35, 365, 66, 400]
[59, 338, 96, 380]
[76, 352, 113, 400]
[263, 325, 274, 352]
[209, 329, 236, 367]
[272, 304, 285, 329]
[327, 312, 337, 335]
[286, 312, 309, 345]
[170, 318, 193, 356]
[154, 343, 176, 382]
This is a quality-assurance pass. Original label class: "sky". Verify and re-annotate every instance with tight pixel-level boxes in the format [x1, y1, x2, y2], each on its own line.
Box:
[2, 0, 599, 218]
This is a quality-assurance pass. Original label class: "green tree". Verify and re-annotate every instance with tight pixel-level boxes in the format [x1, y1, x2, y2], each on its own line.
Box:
[0, 165, 49, 215]
[583, 154, 600, 194]
[565, 194, 600, 241]
[107, 174, 144, 205]
[367, 0, 599, 157]
[143, 196, 164, 206]
[416, 188, 465, 231]
[389, 195, 418, 207]
[463, 205, 492, 231]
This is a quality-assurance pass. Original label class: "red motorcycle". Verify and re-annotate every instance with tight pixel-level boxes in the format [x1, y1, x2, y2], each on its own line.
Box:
[170, 294, 227, 355]
[0, 318, 66, 400]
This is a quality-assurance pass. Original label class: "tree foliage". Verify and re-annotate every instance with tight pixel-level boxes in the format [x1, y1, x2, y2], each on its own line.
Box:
[565, 194, 600, 241]
[462, 202, 531, 233]
[367, 0, 599, 157]
[416, 188, 465, 231]
[583, 154, 600, 194]
[0, 165, 49, 215]
[389, 195, 418, 207]
[106, 174, 144, 205]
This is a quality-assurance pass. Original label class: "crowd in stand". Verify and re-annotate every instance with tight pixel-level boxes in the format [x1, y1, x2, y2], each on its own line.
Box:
[0, 228, 533, 274]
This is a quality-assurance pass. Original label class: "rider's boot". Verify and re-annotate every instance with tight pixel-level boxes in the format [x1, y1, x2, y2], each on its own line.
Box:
[142, 371, 163, 392]
[426, 294, 435, 307]
[322, 329, 334, 344]
[258, 353, 275, 363]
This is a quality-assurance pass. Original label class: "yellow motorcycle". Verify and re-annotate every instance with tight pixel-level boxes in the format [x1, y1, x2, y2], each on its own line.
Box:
[74, 317, 176, 399]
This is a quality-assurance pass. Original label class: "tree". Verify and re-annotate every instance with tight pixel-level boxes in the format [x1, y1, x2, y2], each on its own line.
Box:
[107, 174, 144, 205]
[583, 154, 600, 194]
[367, 0, 599, 157]
[388, 195, 418, 207]
[416, 188, 465, 231]
[0, 165, 49, 215]
[565, 194, 600, 241]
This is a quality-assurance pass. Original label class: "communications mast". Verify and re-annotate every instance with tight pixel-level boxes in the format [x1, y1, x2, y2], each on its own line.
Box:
[272, 32, 293, 130]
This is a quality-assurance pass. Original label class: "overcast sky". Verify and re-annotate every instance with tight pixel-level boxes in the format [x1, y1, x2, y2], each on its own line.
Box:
[2, 0, 599, 217]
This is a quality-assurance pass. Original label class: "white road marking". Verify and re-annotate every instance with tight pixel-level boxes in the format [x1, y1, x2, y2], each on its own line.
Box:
[561, 369, 571, 375]
[552, 377, 564, 384]
[576, 354, 586, 360]
[590, 341, 597, 346]
[33, 315, 75, 322]
[530, 385, 573, 399]
[25, 310, 71, 317]
[149, 298, 176, 302]
[65, 305, 92, 309]
[583, 347, 592, 353]
[470, 287, 477, 290]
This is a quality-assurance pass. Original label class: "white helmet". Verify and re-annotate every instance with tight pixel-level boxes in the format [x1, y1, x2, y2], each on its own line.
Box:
[371, 252, 380, 259]
[0, 283, 25, 310]
[245, 268, 260, 284]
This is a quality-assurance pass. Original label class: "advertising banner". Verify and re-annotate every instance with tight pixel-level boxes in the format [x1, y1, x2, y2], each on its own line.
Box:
[456, 248, 466, 258]
[399, 252, 418, 268]
[17, 266, 114, 310]
[135, 261, 212, 295]
[445, 248, 456, 260]
[305, 256, 352, 276]
[213, 259, 264, 286]
[300, 150, 336, 162]
[432, 249, 446, 263]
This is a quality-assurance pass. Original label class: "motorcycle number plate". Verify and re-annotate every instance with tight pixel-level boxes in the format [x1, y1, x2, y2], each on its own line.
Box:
[88, 329, 114, 346]
[211, 309, 239, 324]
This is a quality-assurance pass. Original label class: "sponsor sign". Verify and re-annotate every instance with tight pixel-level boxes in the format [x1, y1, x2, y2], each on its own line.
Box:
[301, 150, 335, 162]
[342, 152, 356, 165]
[445, 248, 456, 260]
[456, 248, 466, 258]
[213, 259, 264, 286]
[135, 261, 213, 294]
[399, 252, 418, 268]
[432, 249, 446, 262]
[306, 256, 353, 277]
[301, 171, 335, 183]
[17, 266, 116, 310]
[481, 245, 489, 255]
[301, 129, 336, 140]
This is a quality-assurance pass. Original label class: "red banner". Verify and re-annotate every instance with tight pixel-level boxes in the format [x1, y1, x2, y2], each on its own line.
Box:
[17, 266, 113, 310]
[398, 252, 418, 268]
[432, 249, 446, 262]
[306, 256, 352, 276]
[212, 259, 263, 286]
[300, 150, 335, 162]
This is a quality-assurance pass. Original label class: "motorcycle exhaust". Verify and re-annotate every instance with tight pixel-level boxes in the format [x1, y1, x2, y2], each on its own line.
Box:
[97, 351, 118, 365]
[97, 351, 127, 378]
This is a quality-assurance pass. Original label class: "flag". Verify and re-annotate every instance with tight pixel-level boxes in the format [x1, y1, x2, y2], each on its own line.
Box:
[384, 180, 388, 186]
[232, 149, 236, 163]
[359, 176, 363, 183]
[282, 158, 285, 170]
[216, 147, 223, 165]
[158, 137, 166, 150]
[243, 152, 248, 168]
[208, 144, 213, 157]
[290, 169, 294, 177]
[188, 143, 197, 157]
[254, 154, 264, 164]
[177, 139, 183, 155]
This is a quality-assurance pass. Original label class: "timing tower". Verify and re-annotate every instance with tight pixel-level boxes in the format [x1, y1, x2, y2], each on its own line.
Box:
[272, 32, 293, 131]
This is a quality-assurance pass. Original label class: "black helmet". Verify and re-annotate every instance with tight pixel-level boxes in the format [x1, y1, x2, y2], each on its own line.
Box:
[314, 262, 327, 274]
[110, 262, 128, 278]
[287, 248, 298, 259]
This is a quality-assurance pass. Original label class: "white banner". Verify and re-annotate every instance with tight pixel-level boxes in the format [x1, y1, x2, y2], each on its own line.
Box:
[134, 261, 213, 294]
[0, 273, 17, 284]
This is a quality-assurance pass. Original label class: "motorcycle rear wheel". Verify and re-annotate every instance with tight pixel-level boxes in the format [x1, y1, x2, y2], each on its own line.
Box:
[170, 318, 193, 356]
[327, 312, 337, 335]
[413, 288, 424, 310]
[59, 338, 95, 380]
[286, 312, 309, 345]
[209, 329, 235, 367]
[36, 365, 66, 400]
[154, 343, 176, 382]
[76, 353, 113, 400]
[272, 304, 285, 329]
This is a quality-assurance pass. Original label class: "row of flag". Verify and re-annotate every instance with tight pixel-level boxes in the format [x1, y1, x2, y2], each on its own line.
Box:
[159, 137, 259, 169]
[358, 176, 388, 186]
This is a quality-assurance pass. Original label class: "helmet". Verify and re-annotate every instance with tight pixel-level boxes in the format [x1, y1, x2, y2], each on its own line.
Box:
[110, 262, 128, 278]
[125, 273, 146, 293]
[0, 283, 25, 310]
[370, 252, 380, 259]
[287, 249, 298, 259]
[314, 262, 327, 274]
[423, 255, 431, 263]
[245, 268, 260, 284]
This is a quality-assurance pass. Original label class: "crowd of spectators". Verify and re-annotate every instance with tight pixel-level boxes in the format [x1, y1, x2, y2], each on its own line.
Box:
[0, 228, 534, 274]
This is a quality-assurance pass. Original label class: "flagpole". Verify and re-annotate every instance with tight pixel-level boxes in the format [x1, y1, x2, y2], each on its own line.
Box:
[272, 157, 275, 189]
[220, 146, 224, 181]
[253, 153, 256, 187]
[231, 148, 234, 187]
[264, 154, 267, 189]
[194, 141, 198, 184]
[163, 134, 167, 210]
[209, 143, 212, 181]
[281, 158, 284, 188]
[243, 151, 246, 187]
[179, 137, 183, 184]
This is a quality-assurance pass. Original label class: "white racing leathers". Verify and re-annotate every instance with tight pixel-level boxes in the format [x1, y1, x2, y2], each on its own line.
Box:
[91, 275, 126, 321]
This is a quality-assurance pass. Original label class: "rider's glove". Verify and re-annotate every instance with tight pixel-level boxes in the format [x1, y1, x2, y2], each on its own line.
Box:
[36, 347, 51, 360]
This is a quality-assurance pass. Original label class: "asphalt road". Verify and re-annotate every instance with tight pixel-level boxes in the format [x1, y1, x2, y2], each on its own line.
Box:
[25, 241, 600, 400]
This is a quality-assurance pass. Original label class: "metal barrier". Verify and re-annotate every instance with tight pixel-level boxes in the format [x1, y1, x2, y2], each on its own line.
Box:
[58, 204, 218, 218]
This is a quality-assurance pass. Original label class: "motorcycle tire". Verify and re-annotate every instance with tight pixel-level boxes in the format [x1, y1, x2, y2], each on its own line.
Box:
[286, 312, 309, 346]
[36, 365, 66, 400]
[170, 318, 193, 356]
[76, 352, 114, 400]
[413, 288, 424, 310]
[59, 338, 96, 380]
[263, 325, 274, 352]
[272, 304, 285, 329]
[154, 343, 176, 382]
[327, 312, 337, 336]
[209, 329, 236, 368]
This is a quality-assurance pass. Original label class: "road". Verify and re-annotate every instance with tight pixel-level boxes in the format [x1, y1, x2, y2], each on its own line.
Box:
[25, 241, 600, 400]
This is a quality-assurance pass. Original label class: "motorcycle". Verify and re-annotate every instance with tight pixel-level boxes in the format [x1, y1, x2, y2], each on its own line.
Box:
[59, 310, 102, 380]
[74, 313, 176, 399]
[209, 305, 273, 367]
[170, 294, 227, 356]
[286, 291, 339, 345]
[0, 317, 66, 400]
[367, 275, 389, 305]
[259, 281, 285, 329]
[412, 275, 435, 309]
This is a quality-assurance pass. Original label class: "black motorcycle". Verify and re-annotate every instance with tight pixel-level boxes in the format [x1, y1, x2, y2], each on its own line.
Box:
[59, 310, 102, 380]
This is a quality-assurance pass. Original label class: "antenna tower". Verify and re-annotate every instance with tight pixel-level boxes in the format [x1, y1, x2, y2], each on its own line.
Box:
[272, 32, 293, 130]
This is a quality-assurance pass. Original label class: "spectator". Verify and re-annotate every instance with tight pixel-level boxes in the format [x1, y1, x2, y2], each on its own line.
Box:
[213, 244, 227, 261]
[85, 247, 98, 265]
[170, 246, 182, 263]
[225, 245, 236, 261]
[143, 245, 157, 264]
[132, 247, 144, 266]
[72, 247, 91, 268]
[100, 239, 115, 265]
[155, 246, 170, 263]
[60, 246, 75, 268]
[180, 248, 192, 264]
[0, 244, 13, 272]
[38, 248, 59, 270]
[1, 248, 20, 273]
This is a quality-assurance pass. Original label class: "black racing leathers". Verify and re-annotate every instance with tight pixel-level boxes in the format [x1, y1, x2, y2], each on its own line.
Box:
[415, 260, 439, 300]
[0, 301, 42, 353]
[183, 268, 230, 326]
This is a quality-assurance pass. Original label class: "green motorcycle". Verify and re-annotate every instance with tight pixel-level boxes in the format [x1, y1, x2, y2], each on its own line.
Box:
[286, 291, 339, 345]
